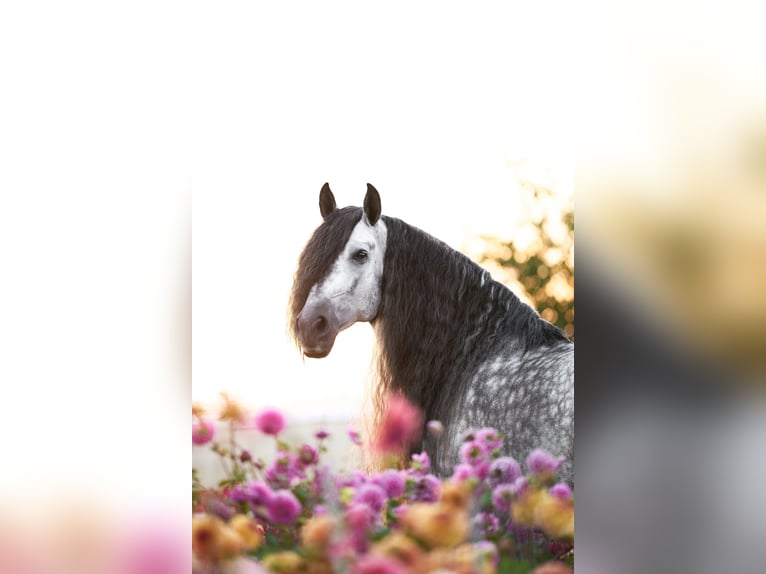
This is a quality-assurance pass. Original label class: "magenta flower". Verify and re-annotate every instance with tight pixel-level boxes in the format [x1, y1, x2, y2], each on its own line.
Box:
[254, 408, 286, 435]
[371, 469, 406, 498]
[549, 482, 574, 502]
[526, 449, 565, 477]
[460, 440, 489, 466]
[297, 444, 319, 466]
[192, 420, 215, 445]
[488, 456, 522, 487]
[475, 427, 503, 452]
[409, 451, 430, 476]
[370, 393, 423, 455]
[345, 503, 375, 531]
[352, 483, 387, 514]
[473, 512, 500, 537]
[315, 429, 330, 440]
[411, 474, 441, 502]
[451, 463, 476, 482]
[492, 483, 515, 512]
[510, 476, 528, 496]
[267, 490, 302, 525]
[351, 555, 408, 574]
[347, 427, 363, 446]
[244, 481, 273, 507]
[265, 451, 303, 488]
[338, 469, 367, 489]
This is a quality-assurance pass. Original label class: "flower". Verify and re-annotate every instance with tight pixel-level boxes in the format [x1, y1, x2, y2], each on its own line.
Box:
[229, 514, 264, 551]
[192, 420, 215, 445]
[488, 456, 522, 487]
[451, 463, 475, 482]
[409, 451, 430, 476]
[315, 429, 330, 440]
[492, 483, 515, 513]
[475, 427, 503, 452]
[399, 503, 470, 548]
[254, 408, 286, 435]
[370, 393, 423, 455]
[267, 490, 302, 525]
[473, 512, 501, 537]
[526, 449, 565, 480]
[219, 393, 247, 424]
[460, 440, 489, 466]
[297, 444, 319, 466]
[371, 469, 406, 499]
[348, 427, 363, 446]
[352, 555, 408, 574]
[301, 514, 336, 552]
[352, 483, 388, 514]
[244, 481, 273, 507]
[439, 480, 474, 510]
[426, 420, 444, 438]
[549, 482, 573, 502]
[411, 474, 441, 503]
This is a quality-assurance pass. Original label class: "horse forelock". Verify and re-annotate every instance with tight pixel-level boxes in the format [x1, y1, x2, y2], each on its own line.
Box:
[288, 206, 363, 346]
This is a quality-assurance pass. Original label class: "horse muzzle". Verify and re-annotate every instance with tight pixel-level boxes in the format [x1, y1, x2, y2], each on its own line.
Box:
[295, 303, 341, 358]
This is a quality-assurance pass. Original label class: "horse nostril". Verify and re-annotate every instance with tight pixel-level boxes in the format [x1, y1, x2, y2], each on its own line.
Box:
[313, 315, 328, 333]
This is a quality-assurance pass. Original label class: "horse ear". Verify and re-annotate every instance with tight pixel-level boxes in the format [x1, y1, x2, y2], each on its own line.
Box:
[319, 183, 336, 219]
[363, 183, 381, 226]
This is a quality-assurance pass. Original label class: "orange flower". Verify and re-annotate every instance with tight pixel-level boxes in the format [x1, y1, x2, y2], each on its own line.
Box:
[301, 515, 336, 554]
[510, 488, 543, 527]
[439, 480, 474, 510]
[229, 514, 264, 551]
[399, 503, 469, 548]
[371, 532, 425, 571]
[533, 491, 574, 540]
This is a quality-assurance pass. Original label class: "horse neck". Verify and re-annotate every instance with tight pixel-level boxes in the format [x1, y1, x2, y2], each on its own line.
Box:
[370, 219, 534, 422]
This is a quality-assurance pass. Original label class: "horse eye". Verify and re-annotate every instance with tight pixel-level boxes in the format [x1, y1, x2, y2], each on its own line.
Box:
[353, 249, 368, 262]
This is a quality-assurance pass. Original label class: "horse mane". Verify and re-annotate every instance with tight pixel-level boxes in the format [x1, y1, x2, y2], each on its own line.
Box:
[370, 215, 570, 446]
[287, 206, 364, 347]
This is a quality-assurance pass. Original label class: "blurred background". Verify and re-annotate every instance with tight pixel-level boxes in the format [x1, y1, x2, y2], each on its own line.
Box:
[2, 1, 765, 573]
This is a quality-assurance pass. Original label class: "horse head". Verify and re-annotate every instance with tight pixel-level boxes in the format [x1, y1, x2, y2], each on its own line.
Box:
[292, 183, 388, 358]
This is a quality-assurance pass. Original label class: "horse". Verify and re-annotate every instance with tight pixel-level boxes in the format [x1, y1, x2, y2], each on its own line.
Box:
[288, 183, 574, 481]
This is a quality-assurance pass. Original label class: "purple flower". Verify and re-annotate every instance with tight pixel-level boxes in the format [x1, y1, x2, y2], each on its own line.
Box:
[265, 451, 303, 488]
[345, 503, 375, 530]
[207, 499, 235, 521]
[315, 429, 330, 440]
[352, 555, 408, 574]
[338, 469, 367, 489]
[245, 481, 273, 507]
[267, 490, 302, 525]
[254, 408, 286, 435]
[526, 449, 565, 477]
[549, 482, 574, 502]
[510, 476, 528, 496]
[352, 483, 387, 514]
[227, 484, 250, 504]
[297, 444, 319, 466]
[492, 484, 515, 512]
[411, 474, 441, 502]
[488, 456, 522, 487]
[473, 512, 500, 537]
[451, 463, 476, 482]
[460, 440, 489, 466]
[409, 451, 430, 475]
[192, 420, 215, 445]
[475, 427, 503, 452]
[347, 427, 362, 446]
[372, 469, 406, 499]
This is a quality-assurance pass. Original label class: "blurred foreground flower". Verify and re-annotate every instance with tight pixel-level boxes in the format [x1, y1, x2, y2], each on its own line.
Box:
[370, 392, 423, 456]
[254, 408, 286, 436]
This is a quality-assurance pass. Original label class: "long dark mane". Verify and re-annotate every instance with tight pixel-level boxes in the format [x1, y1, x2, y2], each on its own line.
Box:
[371, 216, 569, 451]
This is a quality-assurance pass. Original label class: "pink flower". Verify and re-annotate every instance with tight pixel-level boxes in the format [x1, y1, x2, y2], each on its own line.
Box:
[409, 451, 430, 476]
[460, 440, 489, 466]
[549, 482, 574, 502]
[526, 449, 565, 477]
[267, 490, 302, 525]
[352, 483, 387, 513]
[473, 512, 500, 537]
[475, 427, 503, 452]
[411, 474, 441, 502]
[254, 408, 286, 435]
[192, 420, 215, 445]
[372, 470, 406, 498]
[297, 444, 319, 466]
[426, 420, 444, 437]
[351, 555, 408, 574]
[370, 393, 423, 455]
[488, 456, 522, 487]
[492, 483, 515, 512]
[347, 427, 363, 446]
[451, 463, 476, 482]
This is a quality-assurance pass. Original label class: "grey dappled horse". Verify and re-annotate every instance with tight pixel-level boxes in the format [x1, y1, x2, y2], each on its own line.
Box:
[289, 183, 574, 481]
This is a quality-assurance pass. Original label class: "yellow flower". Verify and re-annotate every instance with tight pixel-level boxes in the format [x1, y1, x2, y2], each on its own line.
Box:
[425, 543, 496, 574]
[371, 532, 425, 571]
[261, 551, 305, 573]
[219, 393, 247, 423]
[192, 514, 224, 562]
[229, 514, 264, 551]
[400, 503, 469, 548]
[301, 515, 335, 554]
[510, 488, 543, 527]
[217, 525, 243, 559]
[439, 480, 474, 510]
[533, 491, 574, 540]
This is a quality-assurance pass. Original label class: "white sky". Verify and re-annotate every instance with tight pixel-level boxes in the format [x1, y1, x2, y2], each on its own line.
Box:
[192, 3, 574, 421]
